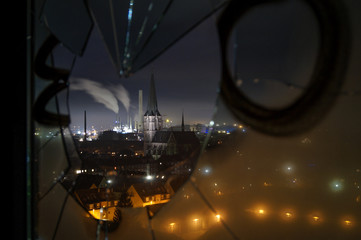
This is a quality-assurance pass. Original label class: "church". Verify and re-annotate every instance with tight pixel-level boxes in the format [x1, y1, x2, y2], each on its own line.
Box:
[143, 74, 200, 159]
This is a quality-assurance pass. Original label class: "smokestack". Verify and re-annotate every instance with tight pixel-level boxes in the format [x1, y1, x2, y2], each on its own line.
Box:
[182, 109, 185, 132]
[84, 110, 87, 141]
[138, 90, 143, 131]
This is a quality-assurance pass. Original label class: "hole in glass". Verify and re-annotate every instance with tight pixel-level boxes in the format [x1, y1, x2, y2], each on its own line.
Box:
[54, 19, 220, 229]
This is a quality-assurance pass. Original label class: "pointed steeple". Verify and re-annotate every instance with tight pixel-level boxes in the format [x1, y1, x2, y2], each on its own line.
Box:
[145, 73, 161, 116]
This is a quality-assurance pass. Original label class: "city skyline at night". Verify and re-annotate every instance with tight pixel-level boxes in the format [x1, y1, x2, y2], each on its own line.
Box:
[61, 16, 221, 131]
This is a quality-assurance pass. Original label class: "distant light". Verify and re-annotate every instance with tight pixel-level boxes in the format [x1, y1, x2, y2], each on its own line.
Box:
[258, 209, 265, 214]
[330, 179, 344, 192]
[313, 216, 320, 221]
[341, 216, 354, 228]
[169, 222, 176, 232]
[209, 121, 215, 127]
[263, 182, 272, 187]
[215, 214, 221, 222]
[107, 179, 112, 184]
[145, 175, 154, 180]
[282, 210, 295, 220]
[193, 218, 199, 222]
[344, 220, 352, 226]
[283, 164, 294, 174]
[203, 167, 211, 175]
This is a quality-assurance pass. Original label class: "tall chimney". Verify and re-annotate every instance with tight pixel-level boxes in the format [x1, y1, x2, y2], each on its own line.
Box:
[138, 90, 143, 131]
[181, 109, 185, 132]
[84, 110, 87, 141]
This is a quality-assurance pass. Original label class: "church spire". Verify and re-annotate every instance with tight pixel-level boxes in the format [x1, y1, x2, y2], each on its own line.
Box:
[145, 73, 161, 116]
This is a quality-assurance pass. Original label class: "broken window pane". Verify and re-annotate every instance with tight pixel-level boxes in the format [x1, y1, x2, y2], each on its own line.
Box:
[31, 0, 361, 239]
[87, 0, 227, 76]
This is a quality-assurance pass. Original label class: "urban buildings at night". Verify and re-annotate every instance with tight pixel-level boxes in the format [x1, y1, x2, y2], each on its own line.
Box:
[64, 75, 206, 218]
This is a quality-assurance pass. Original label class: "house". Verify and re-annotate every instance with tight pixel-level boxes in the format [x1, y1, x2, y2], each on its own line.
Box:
[127, 182, 172, 208]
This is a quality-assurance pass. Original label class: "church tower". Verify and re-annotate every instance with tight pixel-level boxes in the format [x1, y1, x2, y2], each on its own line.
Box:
[143, 74, 162, 149]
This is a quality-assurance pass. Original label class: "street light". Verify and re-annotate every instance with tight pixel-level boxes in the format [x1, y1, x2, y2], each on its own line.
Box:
[169, 222, 176, 233]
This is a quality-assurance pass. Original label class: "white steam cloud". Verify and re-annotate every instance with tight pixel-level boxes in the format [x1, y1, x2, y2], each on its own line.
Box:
[70, 78, 130, 113]
[110, 83, 130, 112]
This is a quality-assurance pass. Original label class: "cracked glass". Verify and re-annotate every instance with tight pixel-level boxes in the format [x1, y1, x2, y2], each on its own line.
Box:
[30, 0, 361, 239]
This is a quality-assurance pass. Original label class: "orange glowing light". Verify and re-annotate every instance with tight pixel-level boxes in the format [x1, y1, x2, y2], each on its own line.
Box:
[280, 209, 296, 221]
[285, 212, 292, 218]
[313, 216, 320, 221]
[258, 209, 265, 214]
[308, 211, 324, 225]
[344, 220, 352, 225]
[215, 214, 221, 222]
[169, 222, 176, 232]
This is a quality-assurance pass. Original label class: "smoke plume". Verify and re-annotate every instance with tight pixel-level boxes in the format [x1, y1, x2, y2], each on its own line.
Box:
[70, 78, 130, 113]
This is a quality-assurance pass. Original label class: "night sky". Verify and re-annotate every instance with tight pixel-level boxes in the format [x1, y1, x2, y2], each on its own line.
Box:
[60, 15, 220, 130]
[52, 0, 361, 134]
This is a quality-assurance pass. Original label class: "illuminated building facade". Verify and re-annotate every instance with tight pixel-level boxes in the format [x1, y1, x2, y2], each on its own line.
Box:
[143, 75, 200, 159]
[143, 74, 163, 150]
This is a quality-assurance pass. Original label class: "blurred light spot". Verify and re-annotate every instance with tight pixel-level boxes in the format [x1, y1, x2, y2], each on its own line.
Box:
[169, 222, 175, 233]
[258, 209, 265, 215]
[344, 220, 352, 226]
[330, 179, 344, 192]
[313, 216, 319, 221]
[145, 175, 154, 180]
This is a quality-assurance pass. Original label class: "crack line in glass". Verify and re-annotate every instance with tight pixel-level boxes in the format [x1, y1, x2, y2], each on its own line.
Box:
[109, 0, 122, 70]
[189, 179, 240, 240]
